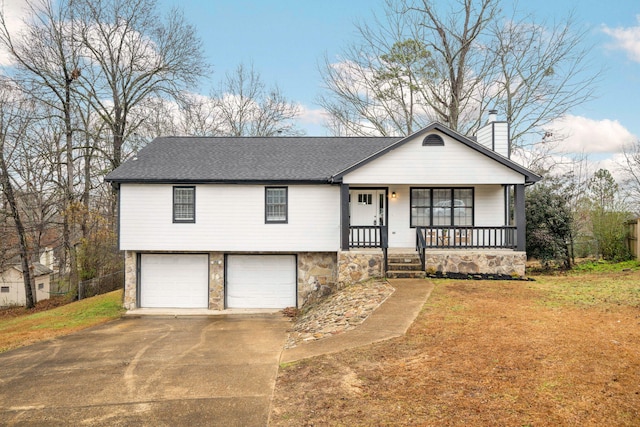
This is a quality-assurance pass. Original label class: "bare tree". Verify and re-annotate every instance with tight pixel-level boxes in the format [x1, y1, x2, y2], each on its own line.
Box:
[319, 0, 598, 146]
[619, 140, 640, 214]
[211, 63, 302, 136]
[0, 79, 37, 308]
[402, 0, 499, 133]
[74, 0, 209, 169]
[0, 0, 83, 292]
[487, 9, 597, 150]
[318, 11, 437, 136]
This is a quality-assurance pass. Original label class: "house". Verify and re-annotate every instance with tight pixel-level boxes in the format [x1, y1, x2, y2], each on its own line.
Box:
[105, 117, 540, 311]
[0, 262, 53, 307]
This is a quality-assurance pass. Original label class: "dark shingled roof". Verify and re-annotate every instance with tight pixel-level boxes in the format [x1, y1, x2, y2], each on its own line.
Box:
[105, 136, 401, 183]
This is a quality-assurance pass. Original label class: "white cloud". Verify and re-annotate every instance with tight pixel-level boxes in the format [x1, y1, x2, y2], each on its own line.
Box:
[602, 16, 640, 62]
[544, 115, 636, 154]
[298, 105, 328, 126]
[0, 0, 32, 66]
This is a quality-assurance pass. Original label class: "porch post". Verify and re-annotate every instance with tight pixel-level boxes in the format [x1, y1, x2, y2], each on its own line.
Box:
[515, 184, 526, 251]
[340, 183, 350, 250]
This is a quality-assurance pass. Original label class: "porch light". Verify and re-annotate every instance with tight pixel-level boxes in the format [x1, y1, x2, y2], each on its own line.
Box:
[391, 192, 397, 199]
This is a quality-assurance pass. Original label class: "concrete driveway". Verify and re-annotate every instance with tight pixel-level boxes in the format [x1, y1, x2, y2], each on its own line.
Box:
[0, 314, 290, 426]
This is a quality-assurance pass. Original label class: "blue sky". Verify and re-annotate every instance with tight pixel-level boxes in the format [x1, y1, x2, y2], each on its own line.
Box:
[160, 0, 640, 168]
[2, 0, 638, 164]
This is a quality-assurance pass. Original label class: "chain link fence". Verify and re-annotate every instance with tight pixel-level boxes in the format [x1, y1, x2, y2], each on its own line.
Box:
[77, 270, 124, 300]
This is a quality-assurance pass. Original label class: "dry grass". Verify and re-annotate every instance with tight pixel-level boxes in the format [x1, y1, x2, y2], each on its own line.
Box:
[0, 290, 125, 353]
[271, 269, 640, 426]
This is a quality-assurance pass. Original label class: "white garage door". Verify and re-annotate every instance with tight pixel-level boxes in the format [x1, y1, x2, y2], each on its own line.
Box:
[226, 255, 296, 309]
[140, 254, 209, 308]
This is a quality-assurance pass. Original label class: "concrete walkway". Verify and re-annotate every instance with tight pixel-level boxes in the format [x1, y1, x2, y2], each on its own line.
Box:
[280, 279, 434, 364]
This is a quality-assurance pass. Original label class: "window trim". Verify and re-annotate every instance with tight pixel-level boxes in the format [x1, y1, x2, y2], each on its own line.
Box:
[265, 186, 288, 224]
[173, 186, 196, 223]
[410, 187, 474, 227]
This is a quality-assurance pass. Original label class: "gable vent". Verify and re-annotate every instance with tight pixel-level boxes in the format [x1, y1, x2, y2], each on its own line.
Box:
[422, 134, 444, 146]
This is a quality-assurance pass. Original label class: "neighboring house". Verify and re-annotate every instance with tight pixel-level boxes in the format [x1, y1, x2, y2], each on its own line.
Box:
[105, 117, 540, 311]
[0, 262, 53, 307]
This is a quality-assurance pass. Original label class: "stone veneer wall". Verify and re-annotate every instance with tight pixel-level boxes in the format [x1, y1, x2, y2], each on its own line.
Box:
[122, 250, 526, 311]
[123, 251, 137, 310]
[297, 252, 338, 307]
[337, 250, 384, 286]
[425, 250, 527, 277]
[209, 253, 224, 310]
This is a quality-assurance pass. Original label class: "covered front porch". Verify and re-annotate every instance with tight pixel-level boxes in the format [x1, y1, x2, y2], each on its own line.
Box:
[340, 183, 527, 251]
[337, 183, 528, 280]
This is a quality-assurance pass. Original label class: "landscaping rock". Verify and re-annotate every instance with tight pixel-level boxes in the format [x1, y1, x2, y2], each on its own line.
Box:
[284, 280, 394, 349]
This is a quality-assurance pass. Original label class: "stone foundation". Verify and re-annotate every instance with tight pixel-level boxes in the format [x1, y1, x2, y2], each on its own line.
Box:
[425, 250, 527, 277]
[337, 250, 385, 286]
[122, 249, 526, 310]
[297, 252, 338, 307]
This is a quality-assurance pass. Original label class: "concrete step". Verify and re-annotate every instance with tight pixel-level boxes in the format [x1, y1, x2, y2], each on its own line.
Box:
[387, 255, 421, 264]
[388, 262, 423, 271]
[386, 270, 426, 279]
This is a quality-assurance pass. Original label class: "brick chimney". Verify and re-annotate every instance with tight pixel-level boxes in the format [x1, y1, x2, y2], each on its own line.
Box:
[476, 109, 510, 158]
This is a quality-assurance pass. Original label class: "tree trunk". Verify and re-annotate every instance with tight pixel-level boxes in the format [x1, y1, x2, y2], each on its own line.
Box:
[64, 86, 78, 296]
[0, 155, 35, 308]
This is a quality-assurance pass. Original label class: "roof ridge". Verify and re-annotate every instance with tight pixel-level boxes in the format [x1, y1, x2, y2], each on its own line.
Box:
[157, 135, 402, 139]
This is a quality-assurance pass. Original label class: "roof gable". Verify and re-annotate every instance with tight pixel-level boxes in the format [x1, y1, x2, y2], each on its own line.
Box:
[331, 123, 540, 184]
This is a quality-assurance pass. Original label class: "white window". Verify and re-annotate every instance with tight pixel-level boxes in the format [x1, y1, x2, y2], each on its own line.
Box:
[265, 187, 288, 223]
[1, 286, 9, 293]
[173, 186, 195, 223]
[38, 283, 44, 290]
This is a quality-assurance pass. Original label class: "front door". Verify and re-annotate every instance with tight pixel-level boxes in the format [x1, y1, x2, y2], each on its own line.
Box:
[350, 189, 385, 226]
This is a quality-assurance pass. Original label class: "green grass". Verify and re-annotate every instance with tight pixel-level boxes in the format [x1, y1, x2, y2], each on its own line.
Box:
[531, 262, 640, 308]
[569, 259, 640, 273]
[0, 290, 125, 352]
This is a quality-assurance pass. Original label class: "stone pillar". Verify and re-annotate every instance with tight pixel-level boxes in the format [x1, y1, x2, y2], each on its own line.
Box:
[209, 253, 224, 310]
[123, 251, 137, 310]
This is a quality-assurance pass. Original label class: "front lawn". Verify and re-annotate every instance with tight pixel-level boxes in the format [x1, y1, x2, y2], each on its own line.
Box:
[271, 265, 640, 426]
[0, 290, 125, 353]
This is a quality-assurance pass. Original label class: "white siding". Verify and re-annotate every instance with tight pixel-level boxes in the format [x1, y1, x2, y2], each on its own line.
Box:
[384, 185, 506, 247]
[120, 184, 341, 251]
[476, 122, 510, 158]
[475, 185, 506, 226]
[477, 125, 493, 151]
[342, 132, 523, 185]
